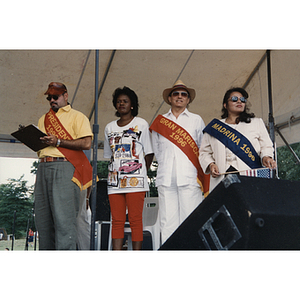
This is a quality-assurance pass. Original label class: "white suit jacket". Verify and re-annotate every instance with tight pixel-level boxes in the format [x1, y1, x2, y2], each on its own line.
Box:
[199, 118, 274, 192]
[152, 108, 205, 187]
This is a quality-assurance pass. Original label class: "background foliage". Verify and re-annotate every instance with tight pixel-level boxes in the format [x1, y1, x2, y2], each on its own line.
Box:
[276, 142, 300, 181]
[0, 176, 34, 238]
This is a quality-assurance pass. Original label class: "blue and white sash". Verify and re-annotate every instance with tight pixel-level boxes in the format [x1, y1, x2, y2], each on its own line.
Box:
[203, 119, 262, 169]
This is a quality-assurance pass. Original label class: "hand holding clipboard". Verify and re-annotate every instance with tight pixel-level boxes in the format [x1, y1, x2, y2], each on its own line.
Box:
[11, 124, 48, 152]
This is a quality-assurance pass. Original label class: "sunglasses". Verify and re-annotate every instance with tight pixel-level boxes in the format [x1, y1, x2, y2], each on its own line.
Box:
[229, 96, 247, 103]
[46, 95, 59, 101]
[171, 91, 189, 98]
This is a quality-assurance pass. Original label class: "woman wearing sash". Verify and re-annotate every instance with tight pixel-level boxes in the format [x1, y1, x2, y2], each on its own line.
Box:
[199, 87, 276, 192]
[104, 86, 154, 250]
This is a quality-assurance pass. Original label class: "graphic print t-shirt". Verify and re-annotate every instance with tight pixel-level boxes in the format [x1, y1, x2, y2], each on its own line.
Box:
[103, 117, 153, 195]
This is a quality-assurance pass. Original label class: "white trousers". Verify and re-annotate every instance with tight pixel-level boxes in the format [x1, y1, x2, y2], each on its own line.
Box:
[158, 171, 203, 244]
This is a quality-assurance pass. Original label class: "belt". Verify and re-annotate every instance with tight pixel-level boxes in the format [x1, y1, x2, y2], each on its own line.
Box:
[39, 157, 68, 163]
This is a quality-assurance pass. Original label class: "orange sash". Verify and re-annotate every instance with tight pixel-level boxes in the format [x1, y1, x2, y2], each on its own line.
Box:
[150, 115, 210, 197]
[44, 109, 93, 190]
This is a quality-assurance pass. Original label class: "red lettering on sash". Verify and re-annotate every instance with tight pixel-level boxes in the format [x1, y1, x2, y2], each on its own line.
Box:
[44, 109, 92, 190]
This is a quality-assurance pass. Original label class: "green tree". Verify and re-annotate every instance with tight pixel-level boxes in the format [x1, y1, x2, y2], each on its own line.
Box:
[30, 160, 39, 175]
[0, 176, 34, 238]
[148, 161, 158, 197]
[276, 142, 300, 181]
[97, 160, 109, 179]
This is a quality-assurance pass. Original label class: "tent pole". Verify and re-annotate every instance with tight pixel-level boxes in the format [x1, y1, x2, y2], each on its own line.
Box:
[267, 50, 275, 144]
[71, 50, 91, 106]
[89, 50, 116, 121]
[90, 50, 99, 250]
[242, 52, 267, 89]
[276, 127, 300, 164]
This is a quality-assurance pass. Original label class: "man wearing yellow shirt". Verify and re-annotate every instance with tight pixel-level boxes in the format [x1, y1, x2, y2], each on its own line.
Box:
[34, 82, 93, 250]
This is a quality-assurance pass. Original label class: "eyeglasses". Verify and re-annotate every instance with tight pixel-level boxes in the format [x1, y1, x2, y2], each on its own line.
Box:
[46, 95, 59, 101]
[171, 91, 189, 98]
[229, 96, 247, 103]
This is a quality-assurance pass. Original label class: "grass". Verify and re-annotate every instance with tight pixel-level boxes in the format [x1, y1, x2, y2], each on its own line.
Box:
[0, 238, 39, 251]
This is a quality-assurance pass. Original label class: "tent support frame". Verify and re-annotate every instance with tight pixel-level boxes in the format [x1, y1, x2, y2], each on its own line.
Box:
[267, 50, 275, 144]
[90, 50, 100, 250]
[89, 50, 116, 121]
[275, 127, 300, 164]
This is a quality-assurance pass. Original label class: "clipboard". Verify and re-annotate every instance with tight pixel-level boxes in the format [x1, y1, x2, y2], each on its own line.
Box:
[11, 124, 48, 152]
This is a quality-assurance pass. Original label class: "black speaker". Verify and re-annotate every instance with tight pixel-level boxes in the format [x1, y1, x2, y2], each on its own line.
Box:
[90, 179, 111, 222]
[159, 175, 300, 250]
[90, 180, 110, 250]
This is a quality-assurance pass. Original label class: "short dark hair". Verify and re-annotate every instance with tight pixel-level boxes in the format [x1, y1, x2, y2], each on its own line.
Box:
[112, 86, 139, 117]
[221, 87, 255, 123]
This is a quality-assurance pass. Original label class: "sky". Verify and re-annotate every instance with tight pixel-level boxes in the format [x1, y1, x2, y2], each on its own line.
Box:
[0, 157, 37, 186]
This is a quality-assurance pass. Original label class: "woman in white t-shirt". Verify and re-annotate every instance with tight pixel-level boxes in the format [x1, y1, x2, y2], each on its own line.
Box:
[104, 86, 154, 250]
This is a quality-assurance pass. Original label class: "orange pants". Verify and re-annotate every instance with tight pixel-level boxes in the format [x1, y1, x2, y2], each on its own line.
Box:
[109, 192, 145, 241]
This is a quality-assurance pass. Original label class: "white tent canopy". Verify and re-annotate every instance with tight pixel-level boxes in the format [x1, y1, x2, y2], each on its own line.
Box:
[1, 49, 300, 159]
